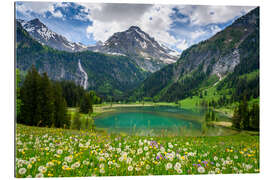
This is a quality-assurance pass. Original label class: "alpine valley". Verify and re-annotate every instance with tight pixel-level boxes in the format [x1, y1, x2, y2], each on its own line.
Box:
[16, 7, 259, 104]
[15, 4, 260, 178]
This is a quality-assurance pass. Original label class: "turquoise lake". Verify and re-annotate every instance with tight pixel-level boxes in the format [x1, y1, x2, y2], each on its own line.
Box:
[94, 106, 236, 136]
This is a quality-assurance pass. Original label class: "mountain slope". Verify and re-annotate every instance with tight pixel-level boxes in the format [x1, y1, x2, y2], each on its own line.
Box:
[16, 21, 149, 100]
[133, 7, 259, 102]
[89, 26, 179, 72]
[18, 18, 87, 52]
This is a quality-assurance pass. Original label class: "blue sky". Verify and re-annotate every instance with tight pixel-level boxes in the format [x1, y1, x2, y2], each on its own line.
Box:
[15, 2, 255, 53]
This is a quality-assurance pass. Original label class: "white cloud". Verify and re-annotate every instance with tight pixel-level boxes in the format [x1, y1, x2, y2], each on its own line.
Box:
[176, 40, 189, 51]
[16, 2, 54, 14]
[176, 5, 255, 26]
[85, 4, 181, 49]
[16, 2, 256, 52]
[190, 30, 207, 40]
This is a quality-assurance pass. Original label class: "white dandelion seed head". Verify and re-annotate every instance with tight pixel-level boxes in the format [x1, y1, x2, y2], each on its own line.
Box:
[174, 162, 182, 170]
[35, 173, 44, 178]
[166, 163, 173, 170]
[177, 169, 183, 174]
[99, 168, 105, 174]
[57, 149, 63, 154]
[128, 165, 133, 171]
[198, 166, 205, 173]
[18, 168, 26, 175]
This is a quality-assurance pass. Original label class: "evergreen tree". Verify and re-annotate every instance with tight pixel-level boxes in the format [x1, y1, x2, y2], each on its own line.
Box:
[16, 69, 22, 119]
[232, 96, 250, 130]
[20, 65, 42, 126]
[249, 103, 259, 130]
[80, 92, 93, 114]
[53, 82, 70, 128]
[39, 73, 54, 127]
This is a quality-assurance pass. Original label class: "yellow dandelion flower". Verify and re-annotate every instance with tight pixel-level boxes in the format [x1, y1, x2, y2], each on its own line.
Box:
[181, 156, 185, 160]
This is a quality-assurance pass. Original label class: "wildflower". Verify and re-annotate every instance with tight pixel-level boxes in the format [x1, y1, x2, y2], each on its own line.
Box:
[177, 169, 183, 174]
[99, 168, 105, 174]
[146, 164, 151, 170]
[126, 157, 132, 164]
[83, 160, 89, 165]
[144, 146, 149, 151]
[35, 173, 44, 178]
[27, 164, 32, 169]
[57, 149, 63, 155]
[29, 157, 36, 163]
[198, 166, 205, 173]
[38, 166, 47, 173]
[74, 162, 80, 168]
[62, 165, 69, 170]
[18, 168, 26, 175]
[128, 165, 133, 171]
[46, 161, 54, 167]
[65, 156, 73, 163]
[165, 163, 173, 170]
[99, 163, 105, 169]
[135, 167, 141, 171]
[174, 162, 181, 171]
[17, 159, 24, 167]
[137, 148, 143, 155]
[214, 156, 218, 161]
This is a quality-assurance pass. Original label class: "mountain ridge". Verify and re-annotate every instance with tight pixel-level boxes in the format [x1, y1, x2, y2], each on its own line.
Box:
[18, 18, 179, 72]
[18, 18, 87, 52]
[16, 20, 149, 100]
[89, 25, 179, 72]
[132, 7, 259, 102]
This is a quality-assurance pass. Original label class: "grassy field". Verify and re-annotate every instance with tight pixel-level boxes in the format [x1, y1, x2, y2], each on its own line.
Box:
[15, 124, 259, 177]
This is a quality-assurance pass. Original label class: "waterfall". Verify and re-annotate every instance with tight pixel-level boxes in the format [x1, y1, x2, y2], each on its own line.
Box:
[78, 60, 88, 89]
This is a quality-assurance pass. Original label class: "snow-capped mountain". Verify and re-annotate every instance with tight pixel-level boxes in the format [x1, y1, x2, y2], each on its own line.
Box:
[17, 18, 87, 52]
[89, 26, 180, 72]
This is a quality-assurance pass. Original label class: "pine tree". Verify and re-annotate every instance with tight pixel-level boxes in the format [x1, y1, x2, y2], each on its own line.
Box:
[20, 65, 42, 126]
[232, 105, 241, 129]
[16, 69, 22, 119]
[53, 82, 70, 128]
[80, 92, 93, 114]
[39, 73, 54, 127]
[250, 103, 259, 130]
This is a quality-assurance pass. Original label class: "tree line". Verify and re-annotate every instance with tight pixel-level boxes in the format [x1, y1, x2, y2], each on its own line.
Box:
[232, 96, 259, 131]
[16, 66, 101, 128]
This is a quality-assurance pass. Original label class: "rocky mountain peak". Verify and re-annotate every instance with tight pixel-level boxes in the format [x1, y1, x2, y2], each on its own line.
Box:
[17, 18, 87, 52]
[89, 26, 179, 72]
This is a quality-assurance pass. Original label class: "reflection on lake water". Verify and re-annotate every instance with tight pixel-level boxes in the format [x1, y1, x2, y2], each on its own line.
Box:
[94, 106, 237, 136]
